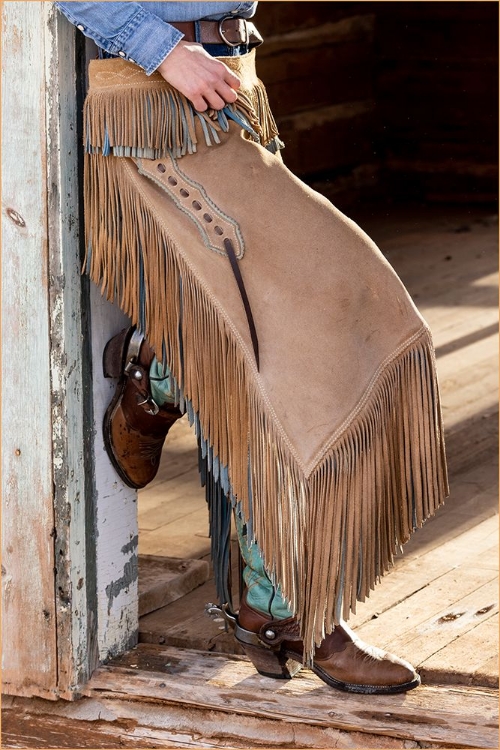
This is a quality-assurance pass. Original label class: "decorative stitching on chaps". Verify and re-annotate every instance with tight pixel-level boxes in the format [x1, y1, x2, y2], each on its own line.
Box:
[135, 155, 258, 367]
[136, 153, 245, 258]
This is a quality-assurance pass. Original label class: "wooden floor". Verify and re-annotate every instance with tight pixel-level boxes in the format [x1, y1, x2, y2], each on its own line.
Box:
[3, 204, 498, 749]
[4, 662, 498, 749]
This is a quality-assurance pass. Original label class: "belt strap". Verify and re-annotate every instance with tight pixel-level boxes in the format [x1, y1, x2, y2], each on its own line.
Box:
[171, 18, 263, 47]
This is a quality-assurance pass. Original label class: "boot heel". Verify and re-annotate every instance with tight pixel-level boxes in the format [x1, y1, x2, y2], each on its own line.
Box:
[103, 328, 134, 378]
[241, 643, 302, 680]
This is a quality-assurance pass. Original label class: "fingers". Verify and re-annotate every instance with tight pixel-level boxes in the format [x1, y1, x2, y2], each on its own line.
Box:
[199, 63, 240, 109]
[202, 91, 226, 111]
[190, 75, 239, 111]
[223, 68, 241, 90]
[189, 84, 230, 112]
[216, 81, 238, 104]
[157, 43, 242, 112]
[190, 94, 209, 112]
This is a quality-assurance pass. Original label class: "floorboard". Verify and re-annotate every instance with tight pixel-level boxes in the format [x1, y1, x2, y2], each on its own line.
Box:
[82, 644, 498, 749]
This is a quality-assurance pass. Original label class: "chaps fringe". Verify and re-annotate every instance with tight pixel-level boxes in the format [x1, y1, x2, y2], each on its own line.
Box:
[84, 148, 449, 664]
[84, 68, 282, 159]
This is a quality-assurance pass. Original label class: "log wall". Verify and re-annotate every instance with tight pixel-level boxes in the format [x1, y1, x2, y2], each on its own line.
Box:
[257, 2, 379, 207]
[256, 1, 498, 207]
[374, 1, 498, 204]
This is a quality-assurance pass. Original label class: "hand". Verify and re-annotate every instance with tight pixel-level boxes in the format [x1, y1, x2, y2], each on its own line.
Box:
[157, 40, 241, 112]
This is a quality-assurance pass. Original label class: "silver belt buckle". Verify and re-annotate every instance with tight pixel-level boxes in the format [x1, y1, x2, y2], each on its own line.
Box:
[218, 16, 248, 47]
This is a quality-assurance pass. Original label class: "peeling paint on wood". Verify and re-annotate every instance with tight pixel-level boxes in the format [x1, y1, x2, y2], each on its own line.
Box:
[3, 3, 141, 696]
[89, 279, 139, 661]
[79, 31, 139, 650]
[106, 555, 139, 614]
[122, 535, 139, 555]
[82, 644, 499, 749]
[45, 3, 96, 697]
[1, 693, 428, 748]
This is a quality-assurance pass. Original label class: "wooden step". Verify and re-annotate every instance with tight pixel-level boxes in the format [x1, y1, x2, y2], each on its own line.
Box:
[138, 555, 209, 617]
[81, 644, 498, 749]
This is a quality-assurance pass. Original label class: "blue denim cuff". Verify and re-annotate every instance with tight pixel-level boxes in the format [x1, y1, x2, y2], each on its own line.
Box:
[111, 8, 184, 75]
[55, 2, 183, 76]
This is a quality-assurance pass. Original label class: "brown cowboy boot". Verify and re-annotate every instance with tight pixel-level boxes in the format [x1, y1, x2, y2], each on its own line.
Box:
[102, 327, 183, 489]
[233, 592, 420, 694]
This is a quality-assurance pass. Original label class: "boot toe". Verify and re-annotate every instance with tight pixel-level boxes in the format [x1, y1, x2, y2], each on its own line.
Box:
[236, 594, 421, 695]
[314, 639, 420, 694]
[104, 400, 177, 488]
[373, 651, 420, 689]
[384, 652, 420, 688]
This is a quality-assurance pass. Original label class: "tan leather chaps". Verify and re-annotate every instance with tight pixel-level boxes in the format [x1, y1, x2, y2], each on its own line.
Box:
[84, 51, 449, 663]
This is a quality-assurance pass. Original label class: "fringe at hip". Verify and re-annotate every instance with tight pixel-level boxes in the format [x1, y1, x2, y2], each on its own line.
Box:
[84, 59, 283, 160]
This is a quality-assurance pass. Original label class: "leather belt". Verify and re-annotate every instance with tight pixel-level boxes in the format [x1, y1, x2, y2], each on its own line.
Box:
[171, 18, 263, 47]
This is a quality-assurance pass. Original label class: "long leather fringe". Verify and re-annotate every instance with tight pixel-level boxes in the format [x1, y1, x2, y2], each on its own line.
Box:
[198, 438, 234, 610]
[84, 150, 449, 665]
[84, 74, 281, 159]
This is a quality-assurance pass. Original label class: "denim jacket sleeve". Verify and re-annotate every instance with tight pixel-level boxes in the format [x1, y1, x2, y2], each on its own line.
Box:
[54, 2, 184, 74]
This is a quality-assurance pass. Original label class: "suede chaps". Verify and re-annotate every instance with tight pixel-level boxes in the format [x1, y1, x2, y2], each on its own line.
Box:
[83, 51, 449, 664]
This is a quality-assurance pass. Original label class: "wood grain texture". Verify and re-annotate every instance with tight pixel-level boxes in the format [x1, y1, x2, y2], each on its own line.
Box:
[90, 283, 139, 662]
[2, 5, 144, 698]
[254, 2, 497, 204]
[277, 101, 377, 175]
[2, 693, 427, 749]
[84, 644, 498, 748]
[45, 5, 96, 697]
[258, 17, 375, 117]
[138, 555, 209, 616]
[139, 542, 242, 653]
[80, 32, 140, 668]
[419, 613, 500, 688]
[373, 2, 498, 202]
[254, 4, 379, 207]
[1, 1, 58, 699]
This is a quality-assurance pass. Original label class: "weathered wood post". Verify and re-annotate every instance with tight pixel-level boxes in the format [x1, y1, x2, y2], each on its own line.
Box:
[2, 1, 138, 699]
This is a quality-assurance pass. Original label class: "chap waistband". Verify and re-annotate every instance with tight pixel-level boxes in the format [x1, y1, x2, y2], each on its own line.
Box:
[88, 49, 259, 95]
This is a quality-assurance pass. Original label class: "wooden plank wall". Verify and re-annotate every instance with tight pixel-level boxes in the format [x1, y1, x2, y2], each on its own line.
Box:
[1, 2, 100, 699]
[256, 2, 380, 207]
[374, 1, 498, 203]
[256, 2, 498, 207]
[2, 2, 58, 699]
[89, 285, 139, 663]
[47, 8, 97, 698]
[2, 4, 139, 699]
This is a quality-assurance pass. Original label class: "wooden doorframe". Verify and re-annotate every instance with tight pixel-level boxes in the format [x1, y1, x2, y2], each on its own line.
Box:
[2, 2, 139, 700]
